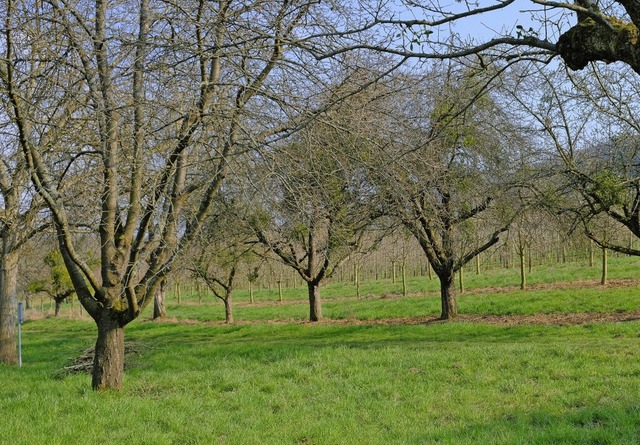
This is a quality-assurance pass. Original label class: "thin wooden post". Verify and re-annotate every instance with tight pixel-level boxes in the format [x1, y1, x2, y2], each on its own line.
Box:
[402, 258, 407, 297]
[601, 247, 608, 285]
[391, 260, 397, 284]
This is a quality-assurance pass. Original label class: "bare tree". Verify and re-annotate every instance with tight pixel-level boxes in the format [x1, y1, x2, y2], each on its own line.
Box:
[367, 64, 524, 319]
[509, 62, 640, 264]
[250, 82, 388, 321]
[0, 139, 46, 363]
[189, 196, 260, 324]
[0, 0, 324, 390]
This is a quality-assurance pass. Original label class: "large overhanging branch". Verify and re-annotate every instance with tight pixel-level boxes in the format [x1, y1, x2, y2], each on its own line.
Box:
[585, 229, 640, 256]
[316, 36, 557, 61]
[311, 0, 640, 75]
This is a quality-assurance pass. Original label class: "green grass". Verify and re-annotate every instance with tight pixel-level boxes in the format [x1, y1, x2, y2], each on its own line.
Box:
[166, 256, 640, 305]
[7, 255, 640, 444]
[159, 282, 640, 324]
[42, 256, 640, 323]
[3, 319, 640, 444]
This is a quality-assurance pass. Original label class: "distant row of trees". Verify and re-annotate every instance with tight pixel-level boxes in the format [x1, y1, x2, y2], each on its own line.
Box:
[21, 217, 628, 321]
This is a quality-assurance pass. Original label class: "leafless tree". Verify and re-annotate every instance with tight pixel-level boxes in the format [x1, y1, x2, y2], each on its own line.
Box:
[189, 194, 261, 324]
[508, 62, 640, 261]
[0, 137, 47, 363]
[250, 78, 390, 321]
[0, 0, 330, 390]
[367, 63, 524, 319]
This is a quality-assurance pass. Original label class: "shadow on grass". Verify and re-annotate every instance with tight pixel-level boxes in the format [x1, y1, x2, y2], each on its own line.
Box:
[125, 317, 636, 355]
[430, 402, 640, 445]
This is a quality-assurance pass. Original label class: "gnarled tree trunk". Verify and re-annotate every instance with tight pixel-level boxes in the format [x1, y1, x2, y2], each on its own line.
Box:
[92, 310, 126, 391]
[0, 251, 18, 365]
[153, 280, 167, 320]
[438, 270, 457, 320]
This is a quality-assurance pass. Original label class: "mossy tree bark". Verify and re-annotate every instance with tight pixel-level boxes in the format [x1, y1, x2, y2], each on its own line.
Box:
[557, 15, 640, 75]
[93, 309, 126, 391]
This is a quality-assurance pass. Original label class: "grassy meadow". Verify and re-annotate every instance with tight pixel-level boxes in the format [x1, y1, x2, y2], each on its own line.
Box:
[3, 256, 640, 444]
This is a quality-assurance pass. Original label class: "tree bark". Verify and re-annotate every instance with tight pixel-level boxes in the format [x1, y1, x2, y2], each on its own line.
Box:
[438, 271, 457, 320]
[308, 281, 322, 321]
[224, 294, 234, 324]
[92, 311, 125, 391]
[0, 251, 18, 364]
[153, 281, 167, 320]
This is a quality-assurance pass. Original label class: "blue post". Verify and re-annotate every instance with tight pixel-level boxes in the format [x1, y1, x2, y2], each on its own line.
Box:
[17, 301, 23, 367]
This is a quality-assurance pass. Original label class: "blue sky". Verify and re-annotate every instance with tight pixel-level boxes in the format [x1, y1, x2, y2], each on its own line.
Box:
[396, 0, 574, 43]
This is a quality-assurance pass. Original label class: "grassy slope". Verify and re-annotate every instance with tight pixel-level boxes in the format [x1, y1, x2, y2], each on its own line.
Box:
[3, 256, 640, 444]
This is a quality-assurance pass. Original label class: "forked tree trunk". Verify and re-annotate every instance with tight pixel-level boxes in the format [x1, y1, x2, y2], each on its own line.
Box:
[92, 311, 125, 391]
[0, 251, 18, 365]
[438, 271, 457, 320]
[308, 281, 322, 322]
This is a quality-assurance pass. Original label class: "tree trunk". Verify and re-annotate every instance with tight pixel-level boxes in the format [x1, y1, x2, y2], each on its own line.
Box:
[92, 311, 125, 391]
[224, 294, 234, 324]
[438, 271, 457, 320]
[0, 251, 18, 365]
[153, 281, 167, 320]
[55, 299, 62, 316]
[308, 281, 322, 321]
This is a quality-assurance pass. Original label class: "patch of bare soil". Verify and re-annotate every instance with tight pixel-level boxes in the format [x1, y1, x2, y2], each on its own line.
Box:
[230, 278, 640, 309]
[150, 309, 640, 328]
[150, 279, 640, 327]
